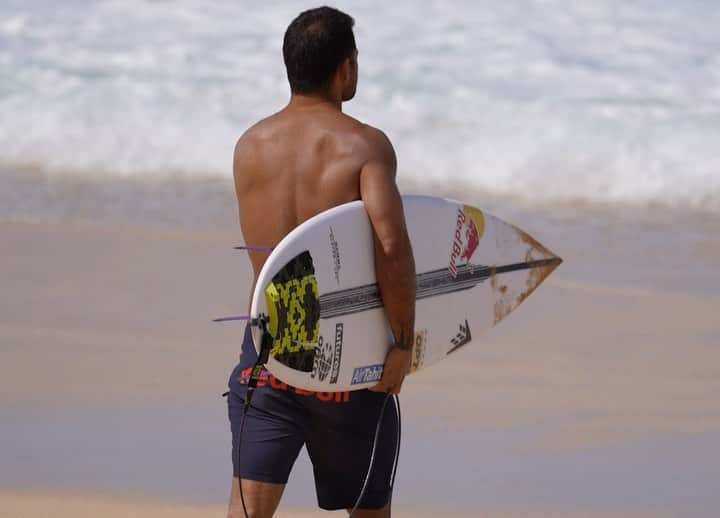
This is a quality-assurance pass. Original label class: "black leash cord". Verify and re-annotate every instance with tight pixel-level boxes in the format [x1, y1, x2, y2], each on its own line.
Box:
[237, 319, 272, 518]
[348, 392, 401, 518]
[237, 369, 262, 518]
[388, 394, 402, 510]
[237, 402, 252, 518]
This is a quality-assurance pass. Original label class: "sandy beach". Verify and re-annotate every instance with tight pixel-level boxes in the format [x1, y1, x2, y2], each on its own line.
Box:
[0, 491, 674, 518]
[2, 196, 718, 517]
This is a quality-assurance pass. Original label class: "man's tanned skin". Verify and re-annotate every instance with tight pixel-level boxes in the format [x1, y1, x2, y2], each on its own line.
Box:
[229, 48, 415, 518]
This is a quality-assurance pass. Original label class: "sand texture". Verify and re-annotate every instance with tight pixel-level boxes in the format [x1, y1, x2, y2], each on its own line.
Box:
[1, 208, 719, 517]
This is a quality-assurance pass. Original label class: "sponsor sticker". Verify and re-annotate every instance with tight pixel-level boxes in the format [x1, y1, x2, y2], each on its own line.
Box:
[330, 323, 343, 384]
[329, 226, 341, 285]
[311, 335, 332, 381]
[447, 205, 485, 278]
[311, 323, 343, 384]
[409, 329, 427, 373]
[351, 364, 384, 385]
[448, 319, 472, 354]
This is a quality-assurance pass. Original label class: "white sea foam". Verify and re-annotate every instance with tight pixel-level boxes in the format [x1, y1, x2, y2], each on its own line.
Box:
[1, 0, 719, 211]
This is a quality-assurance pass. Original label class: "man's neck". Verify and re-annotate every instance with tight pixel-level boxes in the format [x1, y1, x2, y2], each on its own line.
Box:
[288, 92, 343, 112]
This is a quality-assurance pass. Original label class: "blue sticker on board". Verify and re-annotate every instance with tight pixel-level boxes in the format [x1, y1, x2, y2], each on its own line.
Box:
[351, 364, 384, 385]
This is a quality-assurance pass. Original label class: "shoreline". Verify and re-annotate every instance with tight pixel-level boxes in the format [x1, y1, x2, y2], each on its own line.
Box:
[2, 164, 719, 232]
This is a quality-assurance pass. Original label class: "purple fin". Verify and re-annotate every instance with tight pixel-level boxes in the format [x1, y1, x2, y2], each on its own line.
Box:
[212, 315, 252, 323]
[234, 245, 274, 251]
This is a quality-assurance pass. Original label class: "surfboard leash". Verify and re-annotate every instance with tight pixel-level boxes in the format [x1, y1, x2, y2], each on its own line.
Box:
[236, 315, 272, 518]
[348, 392, 402, 518]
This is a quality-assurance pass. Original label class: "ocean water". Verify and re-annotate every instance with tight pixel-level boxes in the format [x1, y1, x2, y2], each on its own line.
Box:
[1, 0, 720, 220]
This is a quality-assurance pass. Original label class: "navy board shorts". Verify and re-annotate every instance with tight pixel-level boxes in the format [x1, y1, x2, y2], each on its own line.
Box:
[227, 324, 398, 511]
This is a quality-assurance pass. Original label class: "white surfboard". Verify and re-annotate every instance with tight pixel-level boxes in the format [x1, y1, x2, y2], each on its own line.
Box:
[249, 195, 561, 391]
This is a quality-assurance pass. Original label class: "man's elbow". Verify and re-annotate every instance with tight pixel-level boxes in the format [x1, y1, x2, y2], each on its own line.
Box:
[376, 235, 410, 260]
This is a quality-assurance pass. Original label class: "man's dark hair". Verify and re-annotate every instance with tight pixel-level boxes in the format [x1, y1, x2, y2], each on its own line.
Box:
[283, 6, 356, 94]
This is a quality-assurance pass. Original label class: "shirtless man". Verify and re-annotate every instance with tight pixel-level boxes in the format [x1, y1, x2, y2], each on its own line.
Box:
[226, 7, 416, 518]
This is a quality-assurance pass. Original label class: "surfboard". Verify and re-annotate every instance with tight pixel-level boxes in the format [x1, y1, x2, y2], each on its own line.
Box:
[249, 195, 561, 391]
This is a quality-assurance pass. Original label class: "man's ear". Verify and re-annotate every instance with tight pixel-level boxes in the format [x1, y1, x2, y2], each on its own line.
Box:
[329, 59, 347, 90]
[339, 57, 352, 82]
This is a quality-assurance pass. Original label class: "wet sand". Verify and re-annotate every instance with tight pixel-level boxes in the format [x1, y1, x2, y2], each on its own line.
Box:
[1, 203, 719, 516]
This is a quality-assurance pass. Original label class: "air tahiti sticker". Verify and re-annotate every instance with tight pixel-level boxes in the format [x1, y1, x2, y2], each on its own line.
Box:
[351, 364, 383, 385]
[447, 205, 485, 277]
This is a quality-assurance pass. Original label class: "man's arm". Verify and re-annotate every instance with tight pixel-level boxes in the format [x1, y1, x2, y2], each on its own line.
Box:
[359, 127, 416, 394]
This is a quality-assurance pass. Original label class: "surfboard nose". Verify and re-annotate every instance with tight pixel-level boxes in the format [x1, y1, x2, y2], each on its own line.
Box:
[490, 225, 562, 325]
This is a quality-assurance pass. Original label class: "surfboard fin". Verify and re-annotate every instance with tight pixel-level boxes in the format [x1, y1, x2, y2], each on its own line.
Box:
[211, 315, 317, 350]
[234, 245, 274, 251]
[212, 315, 257, 323]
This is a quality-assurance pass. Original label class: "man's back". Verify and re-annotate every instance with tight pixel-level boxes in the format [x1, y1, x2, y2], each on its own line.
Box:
[234, 100, 383, 279]
[233, 100, 395, 282]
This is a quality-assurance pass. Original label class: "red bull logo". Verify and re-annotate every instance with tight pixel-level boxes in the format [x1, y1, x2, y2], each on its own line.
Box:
[447, 205, 485, 277]
[460, 217, 480, 261]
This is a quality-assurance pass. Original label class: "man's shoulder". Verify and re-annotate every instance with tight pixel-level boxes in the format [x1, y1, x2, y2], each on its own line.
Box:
[235, 114, 279, 149]
[360, 123, 392, 148]
[232, 114, 286, 175]
[331, 113, 393, 162]
[233, 116, 278, 182]
[234, 111, 394, 167]
[355, 123, 395, 165]
[337, 113, 387, 142]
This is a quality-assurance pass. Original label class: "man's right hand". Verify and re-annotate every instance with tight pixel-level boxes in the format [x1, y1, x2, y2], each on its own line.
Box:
[369, 346, 412, 395]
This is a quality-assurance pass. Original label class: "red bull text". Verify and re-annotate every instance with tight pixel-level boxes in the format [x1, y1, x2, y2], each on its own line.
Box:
[447, 205, 485, 278]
